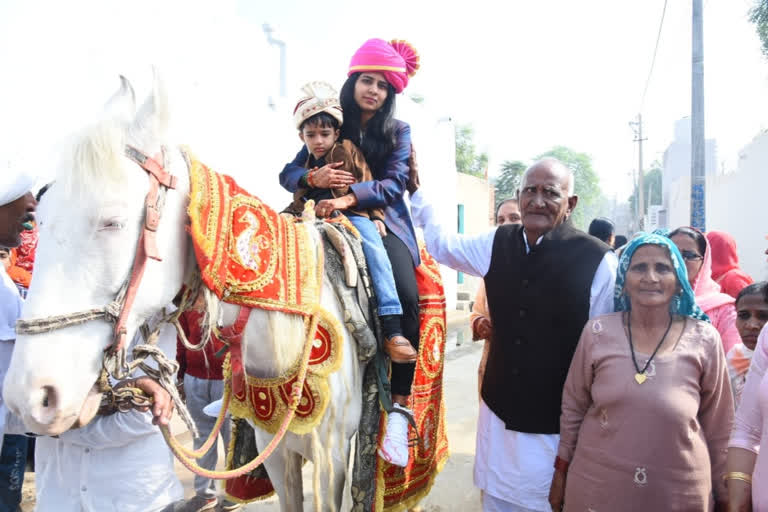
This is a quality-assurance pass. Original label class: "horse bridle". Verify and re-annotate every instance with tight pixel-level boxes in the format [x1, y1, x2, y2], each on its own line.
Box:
[16, 145, 178, 357]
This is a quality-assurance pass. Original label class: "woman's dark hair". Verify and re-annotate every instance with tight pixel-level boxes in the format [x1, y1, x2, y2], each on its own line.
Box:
[495, 198, 518, 218]
[668, 226, 707, 256]
[614, 235, 628, 248]
[339, 72, 397, 173]
[735, 281, 768, 306]
[588, 217, 615, 244]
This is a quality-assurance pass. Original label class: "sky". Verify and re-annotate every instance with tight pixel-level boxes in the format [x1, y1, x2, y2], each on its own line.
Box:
[2, 0, 768, 203]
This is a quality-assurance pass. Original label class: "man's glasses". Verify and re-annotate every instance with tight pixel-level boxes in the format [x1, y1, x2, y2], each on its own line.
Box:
[680, 250, 703, 261]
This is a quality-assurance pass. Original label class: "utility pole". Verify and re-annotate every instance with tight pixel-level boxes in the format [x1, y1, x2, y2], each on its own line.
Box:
[691, 0, 706, 230]
[630, 114, 646, 231]
[262, 24, 287, 109]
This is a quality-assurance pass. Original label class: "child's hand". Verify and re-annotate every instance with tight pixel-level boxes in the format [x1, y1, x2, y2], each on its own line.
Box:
[315, 199, 337, 218]
[373, 219, 387, 238]
[313, 162, 354, 189]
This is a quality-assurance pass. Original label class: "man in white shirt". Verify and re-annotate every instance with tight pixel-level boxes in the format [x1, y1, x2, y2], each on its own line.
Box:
[33, 320, 184, 512]
[408, 158, 617, 512]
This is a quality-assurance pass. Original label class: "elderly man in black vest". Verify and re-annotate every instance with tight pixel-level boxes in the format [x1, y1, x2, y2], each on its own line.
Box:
[409, 158, 617, 512]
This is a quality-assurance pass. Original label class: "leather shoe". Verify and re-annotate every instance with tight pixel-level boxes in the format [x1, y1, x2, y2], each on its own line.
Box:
[384, 335, 418, 363]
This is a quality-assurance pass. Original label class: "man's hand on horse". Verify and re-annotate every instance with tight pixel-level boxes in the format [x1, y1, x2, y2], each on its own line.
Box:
[407, 144, 420, 195]
[472, 316, 493, 341]
[117, 376, 175, 426]
[311, 162, 354, 189]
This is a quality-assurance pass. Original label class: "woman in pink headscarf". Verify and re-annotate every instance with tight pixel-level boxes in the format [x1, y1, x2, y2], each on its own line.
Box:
[670, 227, 740, 353]
[706, 230, 753, 299]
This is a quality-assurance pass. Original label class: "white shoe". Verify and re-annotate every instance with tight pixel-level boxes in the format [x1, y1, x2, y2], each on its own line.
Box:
[378, 403, 411, 467]
[203, 399, 223, 418]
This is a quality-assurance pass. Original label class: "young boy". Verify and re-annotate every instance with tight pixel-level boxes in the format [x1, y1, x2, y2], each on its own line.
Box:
[727, 282, 768, 407]
[283, 82, 416, 364]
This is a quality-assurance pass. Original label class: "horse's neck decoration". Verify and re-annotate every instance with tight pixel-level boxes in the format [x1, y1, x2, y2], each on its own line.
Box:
[186, 151, 319, 314]
[186, 151, 345, 435]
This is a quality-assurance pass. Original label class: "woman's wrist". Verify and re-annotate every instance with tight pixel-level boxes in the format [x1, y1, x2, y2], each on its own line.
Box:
[554, 456, 569, 474]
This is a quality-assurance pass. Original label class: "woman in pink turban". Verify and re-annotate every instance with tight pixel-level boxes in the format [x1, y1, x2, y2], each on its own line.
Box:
[280, 38, 421, 468]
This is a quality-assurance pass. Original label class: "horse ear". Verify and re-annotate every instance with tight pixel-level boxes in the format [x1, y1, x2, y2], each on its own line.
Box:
[104, 75, 136, 123]
[130, 67, 170, 145]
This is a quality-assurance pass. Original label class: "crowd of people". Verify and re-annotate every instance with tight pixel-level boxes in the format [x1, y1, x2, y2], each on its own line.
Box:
[1, 35, 767, 512]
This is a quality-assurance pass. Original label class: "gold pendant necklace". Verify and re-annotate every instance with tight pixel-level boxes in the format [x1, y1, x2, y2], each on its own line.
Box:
[627, 313, 673, 385]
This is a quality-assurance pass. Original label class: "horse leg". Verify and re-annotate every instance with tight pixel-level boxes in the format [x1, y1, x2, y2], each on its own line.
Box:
[327, 442, 349, 512]
[262, 446, 303, 512]
[312, 432, 350, 512]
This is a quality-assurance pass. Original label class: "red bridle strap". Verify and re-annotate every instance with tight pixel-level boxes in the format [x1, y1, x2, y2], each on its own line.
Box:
[110, 146, 176, 354]
[218, 307, 252, 398]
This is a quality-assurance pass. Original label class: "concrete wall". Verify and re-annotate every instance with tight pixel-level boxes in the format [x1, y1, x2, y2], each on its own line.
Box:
[397, 100, 459, 310]
[456, 173, 494, 298]
[663, 131, 768, 280]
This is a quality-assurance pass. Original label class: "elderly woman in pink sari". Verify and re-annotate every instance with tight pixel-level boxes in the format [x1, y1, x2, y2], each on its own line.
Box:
[670, 227, 740, 353]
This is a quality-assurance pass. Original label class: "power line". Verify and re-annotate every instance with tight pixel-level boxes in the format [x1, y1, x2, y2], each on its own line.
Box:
[640, 0, 668, 111]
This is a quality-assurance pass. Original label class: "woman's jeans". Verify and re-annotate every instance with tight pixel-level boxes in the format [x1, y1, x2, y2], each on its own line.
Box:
[347, 214, 403, 316]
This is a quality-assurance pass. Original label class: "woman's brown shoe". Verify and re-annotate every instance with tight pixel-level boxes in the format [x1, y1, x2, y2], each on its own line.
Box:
[384, 335, 418, 363]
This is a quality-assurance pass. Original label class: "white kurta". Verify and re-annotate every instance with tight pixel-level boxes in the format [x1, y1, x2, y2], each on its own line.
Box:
[410, 190, 617, 511]
[31, 319, 183, 512]
[0, 265, 23, 443]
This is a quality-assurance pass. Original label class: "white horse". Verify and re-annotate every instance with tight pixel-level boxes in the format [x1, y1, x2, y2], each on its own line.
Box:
[3, 74, 363, 511]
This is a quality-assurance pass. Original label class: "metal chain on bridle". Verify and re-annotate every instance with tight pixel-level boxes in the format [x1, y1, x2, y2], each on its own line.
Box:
[15, 145, 203, 437]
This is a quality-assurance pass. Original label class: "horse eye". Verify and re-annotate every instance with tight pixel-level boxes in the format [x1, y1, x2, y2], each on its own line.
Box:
[99, 220, 125, 231]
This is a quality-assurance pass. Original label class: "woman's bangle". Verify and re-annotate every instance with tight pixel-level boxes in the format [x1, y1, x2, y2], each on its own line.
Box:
[723, 471, 752, 485]
[306, 169, 317, 188]
[554, 456, 569, 473]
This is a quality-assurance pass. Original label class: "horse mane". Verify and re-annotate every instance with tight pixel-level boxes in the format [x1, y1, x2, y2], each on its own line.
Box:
[55, 118, 130, 204]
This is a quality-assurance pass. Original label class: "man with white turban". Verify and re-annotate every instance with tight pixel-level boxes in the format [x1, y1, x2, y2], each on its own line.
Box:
[0, 169, 37, 248]
[0, 167, 37, 509]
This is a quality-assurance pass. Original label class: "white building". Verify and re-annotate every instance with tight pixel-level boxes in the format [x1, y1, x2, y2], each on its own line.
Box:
[664, 131, 768, 280]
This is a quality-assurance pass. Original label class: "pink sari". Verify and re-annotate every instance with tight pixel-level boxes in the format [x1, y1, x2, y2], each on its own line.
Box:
[693, 234, 739, 353]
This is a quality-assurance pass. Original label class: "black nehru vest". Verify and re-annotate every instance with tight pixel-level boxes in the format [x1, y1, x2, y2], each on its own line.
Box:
[482, 221, 610, 434]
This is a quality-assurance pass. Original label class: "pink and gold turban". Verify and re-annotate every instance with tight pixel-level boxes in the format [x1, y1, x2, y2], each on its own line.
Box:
[348, 39, 420, 94]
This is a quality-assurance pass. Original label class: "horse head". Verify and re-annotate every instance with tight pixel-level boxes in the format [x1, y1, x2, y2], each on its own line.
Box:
[3, 73, 192, 435]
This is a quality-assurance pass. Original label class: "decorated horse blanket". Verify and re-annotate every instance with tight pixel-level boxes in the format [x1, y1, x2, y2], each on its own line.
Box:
[185, 153, 448, 510]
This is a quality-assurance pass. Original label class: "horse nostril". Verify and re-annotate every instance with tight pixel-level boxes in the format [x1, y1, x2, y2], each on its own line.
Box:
[41, 386, 57, 410]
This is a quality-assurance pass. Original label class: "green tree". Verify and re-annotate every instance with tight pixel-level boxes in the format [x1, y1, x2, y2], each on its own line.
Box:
[455, 124, 488, 178]
[494, 160, 527, 202]
[535, 146, 603, 230]
[628, 163, 662, 215]
[750, 0, 768, 57]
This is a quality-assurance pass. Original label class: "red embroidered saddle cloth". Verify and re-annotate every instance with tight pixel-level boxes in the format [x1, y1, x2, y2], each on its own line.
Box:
[187, 152, 318, 314]
[186, 154, 447, 508]
[372, 246, 449, 510]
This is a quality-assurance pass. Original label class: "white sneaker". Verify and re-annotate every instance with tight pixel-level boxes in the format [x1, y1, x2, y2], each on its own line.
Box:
[378, 403, 411, 467]
[203, 399, 223, 417]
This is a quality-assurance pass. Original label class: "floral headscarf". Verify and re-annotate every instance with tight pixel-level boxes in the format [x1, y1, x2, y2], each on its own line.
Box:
[614, 232, 709, 321]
